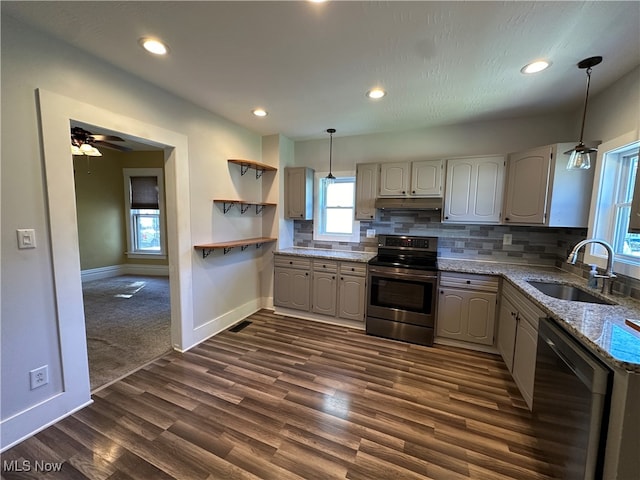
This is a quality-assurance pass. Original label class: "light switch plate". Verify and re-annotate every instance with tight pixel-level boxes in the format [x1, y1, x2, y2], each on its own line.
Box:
[503, 234, 512, 246]
[17, 229, 36, 249]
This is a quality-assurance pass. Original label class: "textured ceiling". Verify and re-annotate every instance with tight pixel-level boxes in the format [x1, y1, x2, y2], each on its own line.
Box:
[3, 1, 640, 141]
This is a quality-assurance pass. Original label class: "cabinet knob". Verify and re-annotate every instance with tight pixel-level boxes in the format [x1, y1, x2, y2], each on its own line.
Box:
[511, 311, 516, 317]
[289, 261, 293, 264]
[445, 216, 449, 220]
[351, 267, 355, 271]
[402, 191, 406, 195]
[332, 276, 335, 280]
[505, 217, 510, 221]
[370, 215, 374, 218]
[300, 214, 303, 217]
[412, 190, 416, 194]
[323, 264, 326, 268]
[440, 290, 444, 294]
[305, 272, 308, 276]
[341, 277, 344, 280]
[466, 280, 471, 284]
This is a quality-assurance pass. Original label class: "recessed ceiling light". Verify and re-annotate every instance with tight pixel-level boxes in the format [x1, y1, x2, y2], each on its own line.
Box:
[521, 60, 551, 74]
[252, 108, 268, 117]
[366, 88, 386, 99]
[139, 37, 169, 55]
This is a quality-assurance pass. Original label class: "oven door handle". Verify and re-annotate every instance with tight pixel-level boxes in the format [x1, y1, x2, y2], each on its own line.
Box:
[368, 268, 438, 281]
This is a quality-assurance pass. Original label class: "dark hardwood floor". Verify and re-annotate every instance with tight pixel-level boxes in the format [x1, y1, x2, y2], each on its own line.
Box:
[1, 310, 559, 479]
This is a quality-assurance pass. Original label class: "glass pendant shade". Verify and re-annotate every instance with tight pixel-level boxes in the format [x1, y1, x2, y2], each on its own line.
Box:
[566, 149, 591, 170]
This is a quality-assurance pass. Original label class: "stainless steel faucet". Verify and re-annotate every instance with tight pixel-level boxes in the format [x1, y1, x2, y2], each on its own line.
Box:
[567, 239, 617, 293]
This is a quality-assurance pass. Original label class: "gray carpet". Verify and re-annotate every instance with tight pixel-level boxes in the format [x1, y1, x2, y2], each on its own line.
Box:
[83, 275, 171, 391]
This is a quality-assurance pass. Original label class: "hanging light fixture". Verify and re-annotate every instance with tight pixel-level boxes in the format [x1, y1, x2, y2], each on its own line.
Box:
[326, 128, 336, 181]
[566, 56, 602, 170]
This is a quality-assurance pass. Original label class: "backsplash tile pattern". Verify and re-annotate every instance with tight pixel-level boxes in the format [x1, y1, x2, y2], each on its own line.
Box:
[293, 210, 587, 266]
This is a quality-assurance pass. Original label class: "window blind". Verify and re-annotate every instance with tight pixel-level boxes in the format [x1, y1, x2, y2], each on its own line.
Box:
[130, 176, 159, 209]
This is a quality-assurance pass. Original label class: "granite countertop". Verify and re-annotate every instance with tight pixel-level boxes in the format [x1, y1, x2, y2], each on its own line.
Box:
[275, 247, 376, 263]
[438, 259, 640, 373]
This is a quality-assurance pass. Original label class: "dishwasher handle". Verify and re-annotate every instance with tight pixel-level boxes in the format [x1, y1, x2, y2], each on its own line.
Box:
[538, 318, 610, 395]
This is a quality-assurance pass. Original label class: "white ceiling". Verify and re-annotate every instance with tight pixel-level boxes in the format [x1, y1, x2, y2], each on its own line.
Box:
[4, 1, 640, 141]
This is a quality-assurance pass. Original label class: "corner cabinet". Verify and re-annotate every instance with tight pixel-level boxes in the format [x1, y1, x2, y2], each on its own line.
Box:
[194, 159, 277, 257]
[502, 143, 595, 227]
[274, 255, 367, 323]
[285, 167, 314, 220]
[378, 160, 443, 197]
[436, 272, 499, 346]
[355, 163, 378, 220]
[443, 155, 505, 224]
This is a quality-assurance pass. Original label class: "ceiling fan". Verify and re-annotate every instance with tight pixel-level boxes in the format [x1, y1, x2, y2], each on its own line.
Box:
[70, 126, 133, 155]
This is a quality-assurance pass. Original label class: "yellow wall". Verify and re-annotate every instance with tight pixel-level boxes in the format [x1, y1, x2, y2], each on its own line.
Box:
[73, 149, 167, 270]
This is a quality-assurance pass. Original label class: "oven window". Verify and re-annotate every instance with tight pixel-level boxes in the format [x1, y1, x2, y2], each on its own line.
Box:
[370, 276, 434, 314]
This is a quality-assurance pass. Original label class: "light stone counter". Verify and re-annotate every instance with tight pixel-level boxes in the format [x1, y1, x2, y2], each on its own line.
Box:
[275, 247, 376, 263]
[438, 258, 640, 373]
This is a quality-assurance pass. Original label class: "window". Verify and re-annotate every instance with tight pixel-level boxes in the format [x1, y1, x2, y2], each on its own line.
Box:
[313, 173, 360, 243]
[123, 168, 166, 258]
[586, 135, 640, 277]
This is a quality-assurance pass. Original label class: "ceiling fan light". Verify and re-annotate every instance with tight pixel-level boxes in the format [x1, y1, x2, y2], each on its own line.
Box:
[71, 145, 83, 155]
[79, 143, 93, 153]
[85, 147, 103, 157]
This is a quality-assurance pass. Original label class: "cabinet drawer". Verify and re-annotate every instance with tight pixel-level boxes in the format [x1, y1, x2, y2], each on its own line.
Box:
[339, 262, 367, 277]
[440, 272, 499, 292]
[313, 260, 338, 273]
[275, 255, 311, 270]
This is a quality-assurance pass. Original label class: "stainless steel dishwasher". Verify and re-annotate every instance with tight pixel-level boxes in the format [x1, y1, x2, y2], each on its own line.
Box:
[533, 318, 612, 480]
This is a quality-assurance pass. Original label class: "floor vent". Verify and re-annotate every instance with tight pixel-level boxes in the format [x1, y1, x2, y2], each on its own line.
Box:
[229, 320, 252, 333]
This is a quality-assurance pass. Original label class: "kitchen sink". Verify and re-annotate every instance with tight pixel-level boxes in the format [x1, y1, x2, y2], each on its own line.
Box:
[526, 281, 615, 305]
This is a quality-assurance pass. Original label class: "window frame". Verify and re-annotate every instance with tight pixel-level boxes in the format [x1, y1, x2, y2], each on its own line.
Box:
[312, 171, 360, 243]
[585, 132, 640, 278]
[123, 167, 167, 259]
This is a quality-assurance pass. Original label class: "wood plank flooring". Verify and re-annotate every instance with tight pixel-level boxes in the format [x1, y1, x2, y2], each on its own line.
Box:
[1, 310, 559, 479]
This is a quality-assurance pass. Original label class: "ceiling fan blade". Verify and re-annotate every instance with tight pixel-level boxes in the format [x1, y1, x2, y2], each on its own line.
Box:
[90, 134, 125, 142]
[94, 140, 133, 152]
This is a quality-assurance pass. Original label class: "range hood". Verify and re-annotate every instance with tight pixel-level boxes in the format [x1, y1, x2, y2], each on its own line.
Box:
[374, 197, 443, 211]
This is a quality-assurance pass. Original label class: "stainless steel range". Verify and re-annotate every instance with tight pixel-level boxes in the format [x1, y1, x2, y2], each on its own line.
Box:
[366, 235, 438, 346]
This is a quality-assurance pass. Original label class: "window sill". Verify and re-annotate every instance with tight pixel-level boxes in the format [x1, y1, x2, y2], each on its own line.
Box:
[126, 252, 167, 260]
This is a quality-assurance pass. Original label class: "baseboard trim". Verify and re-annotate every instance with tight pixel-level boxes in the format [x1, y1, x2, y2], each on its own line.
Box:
[434, 337, 499, 355]
[81, 264, 169, 282]
[272, 307, 365, 330]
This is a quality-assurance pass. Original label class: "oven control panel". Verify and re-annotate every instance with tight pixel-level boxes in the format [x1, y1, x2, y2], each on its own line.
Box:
[378, 235, 437, 251]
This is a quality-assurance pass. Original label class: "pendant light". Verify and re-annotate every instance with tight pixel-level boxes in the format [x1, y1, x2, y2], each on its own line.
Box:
[326, 128, 336, 182]
[566, 56, 602, 170]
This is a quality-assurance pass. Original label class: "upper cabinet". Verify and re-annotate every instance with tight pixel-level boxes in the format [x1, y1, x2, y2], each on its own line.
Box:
[285, 167, 314, 220]
[379, 160, 443, 197]
[443, 155, 505, 224]
[355, 163, 379, 220]
[502, 143, 595, 227]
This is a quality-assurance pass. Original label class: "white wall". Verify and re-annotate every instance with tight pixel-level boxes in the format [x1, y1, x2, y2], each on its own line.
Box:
[1, 15, 272, 450]
[293, 113, 577, 172]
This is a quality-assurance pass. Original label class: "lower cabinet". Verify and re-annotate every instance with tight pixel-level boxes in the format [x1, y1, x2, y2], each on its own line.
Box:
[274, 255, 366, 322]
[274, 256, 311, 311]
[497, 280, 544, 410]
[436, 272, 498, 345]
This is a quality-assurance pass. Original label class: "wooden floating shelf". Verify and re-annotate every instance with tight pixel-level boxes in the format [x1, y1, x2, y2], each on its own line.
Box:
[214, 199, 277, 214]
[228, 159, 277, 178]
[194, 237, 277, 258]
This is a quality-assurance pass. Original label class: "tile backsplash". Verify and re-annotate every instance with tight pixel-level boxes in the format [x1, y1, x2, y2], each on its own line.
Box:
[293, 210, 587, 266]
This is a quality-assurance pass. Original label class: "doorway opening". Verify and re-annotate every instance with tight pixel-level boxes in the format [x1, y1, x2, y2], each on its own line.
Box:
[71, 120, 173, 391]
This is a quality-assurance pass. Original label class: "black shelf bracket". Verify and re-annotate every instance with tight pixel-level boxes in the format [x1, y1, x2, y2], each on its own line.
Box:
[223, 202, 235, 214]
[240, 203, 251, 214]
[202, 248, 214, 259]
[255, 204, 265, 215]
[223, 246, 234, 255]
[239, 163, 250, 176]
[255, 168, 264, 179]
[241, 244, 249, 251]
[256, 242, 264, 249]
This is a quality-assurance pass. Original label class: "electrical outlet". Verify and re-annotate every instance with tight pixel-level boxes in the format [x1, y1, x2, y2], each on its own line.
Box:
[366, 229, 376, 238]
[29, 365, 48, 390]
[503, 234, 513, 246]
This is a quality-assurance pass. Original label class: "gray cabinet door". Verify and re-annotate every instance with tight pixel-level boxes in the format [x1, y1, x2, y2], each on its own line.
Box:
[512, 315, 538, 410]
[274, 267, 310, 311]
[312, 272, 337, 316]
[338, 274, 366, 321]
[379, 162, 410, 196]
[503, 145, 550, 224]
[355, 163, 378, 220]
[497, 295, 518, 372]
[285, 167, 314, 219]
[410, 160, 442, 197]
[437, 288, 496, 345]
